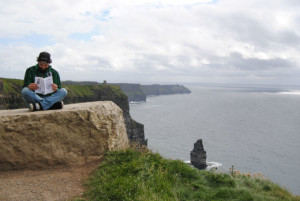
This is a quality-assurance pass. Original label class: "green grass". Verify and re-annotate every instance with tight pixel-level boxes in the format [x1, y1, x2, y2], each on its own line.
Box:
[0, 77, 129, 110]
[80, 148, 300, 201]
[63, 84, 125, 99]
[63, 85, 95, 97]
[1, 78, 23, 95]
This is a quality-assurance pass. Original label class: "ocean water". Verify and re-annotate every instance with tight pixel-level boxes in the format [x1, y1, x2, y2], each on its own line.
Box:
[129, 84, 300, 195]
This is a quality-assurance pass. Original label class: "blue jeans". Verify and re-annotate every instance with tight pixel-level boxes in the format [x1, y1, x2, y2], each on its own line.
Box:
[21, 87, 68, 110]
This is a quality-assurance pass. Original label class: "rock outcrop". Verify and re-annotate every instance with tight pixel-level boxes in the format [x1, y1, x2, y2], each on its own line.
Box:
[0, 101, 129, 171]
[190, 139, 207, 169]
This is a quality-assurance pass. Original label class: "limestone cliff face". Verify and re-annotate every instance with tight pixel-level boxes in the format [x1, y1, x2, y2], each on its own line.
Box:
[0, 101, 129, 171]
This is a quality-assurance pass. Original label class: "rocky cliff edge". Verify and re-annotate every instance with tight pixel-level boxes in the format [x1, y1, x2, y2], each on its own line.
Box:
[0, 101, 129, 171]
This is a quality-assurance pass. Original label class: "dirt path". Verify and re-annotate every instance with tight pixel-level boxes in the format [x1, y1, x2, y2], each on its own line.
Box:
[0, 163, 99, 201]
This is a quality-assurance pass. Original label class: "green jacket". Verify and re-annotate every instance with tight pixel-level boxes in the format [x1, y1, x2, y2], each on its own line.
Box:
[23, 64, 62, 95]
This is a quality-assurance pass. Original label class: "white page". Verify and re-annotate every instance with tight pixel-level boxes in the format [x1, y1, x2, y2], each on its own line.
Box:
[43, 76, 54, 94]
[35, 76, 53, 95]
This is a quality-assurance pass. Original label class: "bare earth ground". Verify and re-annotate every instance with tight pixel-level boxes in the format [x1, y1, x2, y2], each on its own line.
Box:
[0, 163, 99, 201]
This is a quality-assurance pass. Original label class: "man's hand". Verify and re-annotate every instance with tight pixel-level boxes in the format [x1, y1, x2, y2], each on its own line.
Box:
[28, 83, 38, 90]
[52, 83, 58, 92]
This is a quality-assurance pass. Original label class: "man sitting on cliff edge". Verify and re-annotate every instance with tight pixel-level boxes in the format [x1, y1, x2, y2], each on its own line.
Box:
[21, 51, 67, 112]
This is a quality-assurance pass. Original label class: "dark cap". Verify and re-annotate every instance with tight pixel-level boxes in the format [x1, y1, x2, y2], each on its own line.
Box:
[37, 51, 52, 63]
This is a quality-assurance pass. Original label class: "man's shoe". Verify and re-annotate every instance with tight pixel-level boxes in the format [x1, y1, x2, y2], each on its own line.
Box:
[49, 101, 64, 110]
[29, 103, 42, 112]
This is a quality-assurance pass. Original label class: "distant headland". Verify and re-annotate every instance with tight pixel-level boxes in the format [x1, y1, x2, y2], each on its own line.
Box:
[62, 80, 191, 102]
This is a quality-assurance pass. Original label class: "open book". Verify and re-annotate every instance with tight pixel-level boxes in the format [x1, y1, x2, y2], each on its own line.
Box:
[35, 76, 53, 95]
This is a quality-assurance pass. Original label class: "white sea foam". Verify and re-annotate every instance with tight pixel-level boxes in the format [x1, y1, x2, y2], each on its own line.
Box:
[129, 101, 145, 104]
[206, 162, 222, 170]
[150, 104, 163, 107]
[278, 91, 300, 95]
[184, 161, 222, 170]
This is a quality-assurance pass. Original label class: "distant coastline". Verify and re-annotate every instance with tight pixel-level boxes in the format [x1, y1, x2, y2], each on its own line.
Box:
[112, 83, 191, 102]
[62, 80, 191, 102]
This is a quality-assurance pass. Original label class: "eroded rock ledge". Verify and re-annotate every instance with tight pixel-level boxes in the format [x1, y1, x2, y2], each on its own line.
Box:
[0, 101, 129, 171]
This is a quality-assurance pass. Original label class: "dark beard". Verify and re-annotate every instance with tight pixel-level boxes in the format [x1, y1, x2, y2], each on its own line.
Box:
[39, 68, 48, 73]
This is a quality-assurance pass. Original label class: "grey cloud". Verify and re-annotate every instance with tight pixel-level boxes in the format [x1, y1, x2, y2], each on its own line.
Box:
[134, 54, 170, 70]
[276, 30, 300, 47]
[207, 10, 299, 51]
[86, 56, 112, 69]
[219, 13, 274, 48]
[227, 52, 294, 71]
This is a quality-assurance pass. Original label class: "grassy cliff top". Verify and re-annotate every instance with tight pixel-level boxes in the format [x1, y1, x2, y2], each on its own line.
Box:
[0, 77, 124, 97]
[0, 78, 23, 95]
[0, 78, 130, 113]
[78, 148, 299, 201]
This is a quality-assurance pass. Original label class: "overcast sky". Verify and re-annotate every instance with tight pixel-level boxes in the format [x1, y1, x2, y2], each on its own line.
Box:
[0, 0, 300, 85]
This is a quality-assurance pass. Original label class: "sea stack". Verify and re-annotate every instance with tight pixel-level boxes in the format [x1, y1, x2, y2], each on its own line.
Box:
[190, 139, 207, 169]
